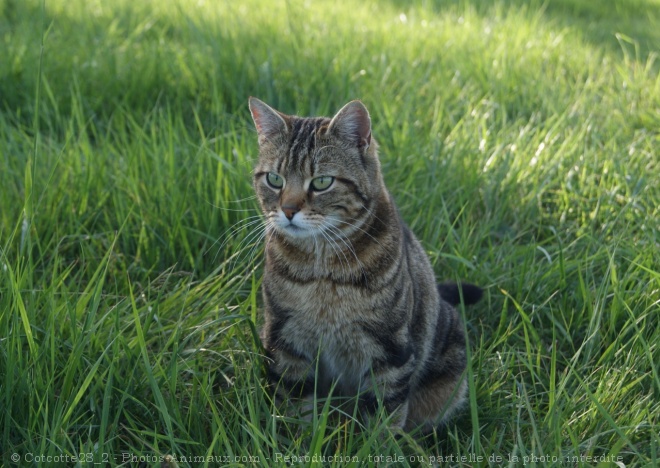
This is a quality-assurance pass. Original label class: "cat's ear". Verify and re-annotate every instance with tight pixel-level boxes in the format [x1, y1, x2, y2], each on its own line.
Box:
[328, 100, 371, 149]
[249, 97, 290, 144]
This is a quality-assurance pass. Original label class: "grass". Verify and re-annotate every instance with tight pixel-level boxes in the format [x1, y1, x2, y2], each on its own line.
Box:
[1, 0, 659, 465]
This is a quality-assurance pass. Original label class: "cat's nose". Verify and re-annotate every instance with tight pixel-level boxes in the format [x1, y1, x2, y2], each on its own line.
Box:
[282, 205, 300, 221]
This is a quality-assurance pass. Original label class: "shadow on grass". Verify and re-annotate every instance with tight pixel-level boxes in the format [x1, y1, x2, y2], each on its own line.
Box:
[3, 0, 658, 123]
[0, 0, 354, 128]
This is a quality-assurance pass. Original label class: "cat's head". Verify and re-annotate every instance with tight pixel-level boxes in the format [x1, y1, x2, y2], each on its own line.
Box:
[249, 97, 383, 242]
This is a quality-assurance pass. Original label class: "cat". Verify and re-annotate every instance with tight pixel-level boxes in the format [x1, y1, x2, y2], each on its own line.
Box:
[248, 97, 482, 432]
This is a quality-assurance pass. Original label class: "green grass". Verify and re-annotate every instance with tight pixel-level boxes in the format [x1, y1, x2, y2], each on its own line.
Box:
[1, 0, 659, 466]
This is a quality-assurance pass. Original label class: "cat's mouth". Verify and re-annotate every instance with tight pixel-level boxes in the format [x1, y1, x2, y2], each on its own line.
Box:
[272, 212, 325, 239]
[277, 222, 314, 239]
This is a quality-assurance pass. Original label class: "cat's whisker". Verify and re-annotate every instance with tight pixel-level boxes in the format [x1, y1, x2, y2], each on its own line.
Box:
[264, 220, 277, 251]
[360, 203, 392, 235]
[333, 217, 383, 247]
[226, 219, 269, 271]
[321, 221, 367, 284]
[334, 216, 397, 265]
[227, 195, 258, 203]
[235, 220, 269, 258]
[317, 226, 351, 280]
[231, 228, 268, 274]
[247, 219, 276, 267]
[212, 206, 260, 212]
[316, 227, 345, 275]
[205, 194, 259, 210]
[209, 219, 265, 267]
[244, 225, 269, 269]
[324, 224, 361, 265]
[207, 215, 265, 261]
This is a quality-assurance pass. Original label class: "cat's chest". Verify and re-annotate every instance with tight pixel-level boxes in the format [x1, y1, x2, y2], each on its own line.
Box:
[282, 280, 375, 389]
[286, 279, 364, 326]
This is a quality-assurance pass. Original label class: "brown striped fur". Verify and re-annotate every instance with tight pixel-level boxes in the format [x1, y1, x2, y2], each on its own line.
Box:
[248, 97, 481, 432]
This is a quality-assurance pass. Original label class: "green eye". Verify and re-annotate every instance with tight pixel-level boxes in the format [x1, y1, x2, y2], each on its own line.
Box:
[310, 176, 334, 191]
[266, 173, 284, 188]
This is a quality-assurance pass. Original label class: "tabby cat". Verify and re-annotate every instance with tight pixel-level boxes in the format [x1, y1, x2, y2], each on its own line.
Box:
[248, 97, 482, 432]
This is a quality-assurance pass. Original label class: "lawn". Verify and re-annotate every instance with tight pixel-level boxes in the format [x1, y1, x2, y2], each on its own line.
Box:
[1, 0, 659, 466]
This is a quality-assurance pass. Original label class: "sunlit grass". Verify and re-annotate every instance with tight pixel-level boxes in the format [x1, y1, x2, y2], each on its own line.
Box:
[1, 0, 658, 466]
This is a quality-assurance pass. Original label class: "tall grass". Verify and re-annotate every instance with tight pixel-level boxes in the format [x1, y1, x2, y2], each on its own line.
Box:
[1, 0, 658, 466]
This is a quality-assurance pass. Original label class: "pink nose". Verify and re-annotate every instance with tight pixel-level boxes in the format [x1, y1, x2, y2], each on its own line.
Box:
[282, 205, 300, 221]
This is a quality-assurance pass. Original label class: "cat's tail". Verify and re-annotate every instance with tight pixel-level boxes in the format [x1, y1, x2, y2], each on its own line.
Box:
[437, 282, 483, 307]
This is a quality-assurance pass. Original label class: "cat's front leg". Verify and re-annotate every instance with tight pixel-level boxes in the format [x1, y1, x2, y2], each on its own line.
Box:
[264, 345, 317, 420]
[358, 362, 415, 430]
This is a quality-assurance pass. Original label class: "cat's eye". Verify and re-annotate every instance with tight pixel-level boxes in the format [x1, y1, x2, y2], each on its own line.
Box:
[310, 176, 334, 191]
[266, 172, 284, 189]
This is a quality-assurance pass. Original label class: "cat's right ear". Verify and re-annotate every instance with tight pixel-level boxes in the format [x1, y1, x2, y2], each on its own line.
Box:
[249, 97, 290, 145]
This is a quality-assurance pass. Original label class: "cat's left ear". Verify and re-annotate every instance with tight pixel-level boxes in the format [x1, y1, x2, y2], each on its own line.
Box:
[328, 100, 371, 150]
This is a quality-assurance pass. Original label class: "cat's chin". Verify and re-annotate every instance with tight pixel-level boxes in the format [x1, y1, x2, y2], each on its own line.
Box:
[276, 224, 315, 240]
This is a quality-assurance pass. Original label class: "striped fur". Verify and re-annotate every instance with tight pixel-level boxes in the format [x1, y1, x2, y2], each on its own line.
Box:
[248, 97, 481, 432]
